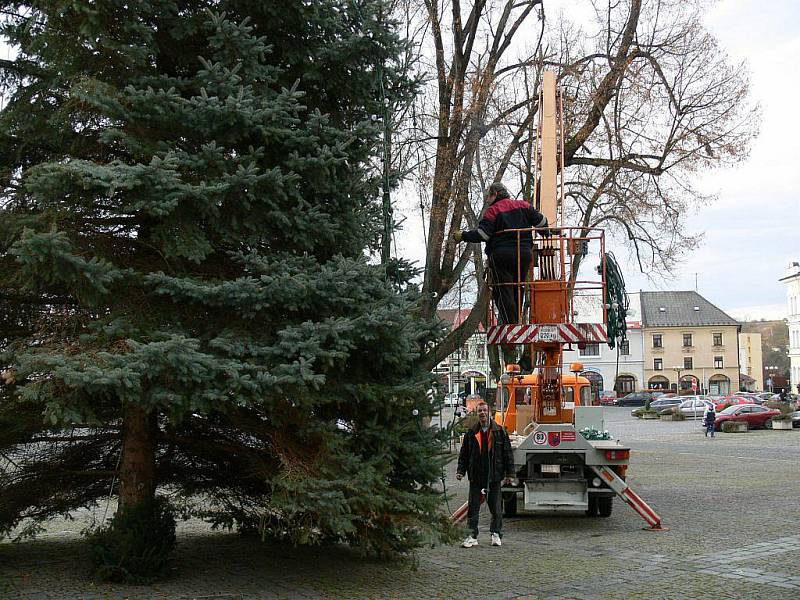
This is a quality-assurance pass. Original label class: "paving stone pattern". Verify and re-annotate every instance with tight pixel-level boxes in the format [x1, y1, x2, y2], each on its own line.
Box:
[2, 408, 800, 599]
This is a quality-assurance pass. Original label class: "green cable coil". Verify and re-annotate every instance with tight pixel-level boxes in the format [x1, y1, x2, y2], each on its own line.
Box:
[603, 252, 628, 349]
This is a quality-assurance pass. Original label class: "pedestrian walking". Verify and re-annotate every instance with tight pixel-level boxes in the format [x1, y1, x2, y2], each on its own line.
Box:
[703, 404, 716, 438]
[456, 402, 515, 547]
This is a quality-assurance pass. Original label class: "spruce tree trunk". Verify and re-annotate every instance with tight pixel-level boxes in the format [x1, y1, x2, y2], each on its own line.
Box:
[119, 405, 157, 509]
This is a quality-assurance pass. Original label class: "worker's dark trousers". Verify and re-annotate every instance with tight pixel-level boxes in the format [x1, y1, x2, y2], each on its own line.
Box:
[467, 481, 503, 538]
[489, 247, 532, 324]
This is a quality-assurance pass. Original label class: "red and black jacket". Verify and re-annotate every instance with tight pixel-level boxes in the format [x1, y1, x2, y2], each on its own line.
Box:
[457, 420, 514, 484]
[461, 197, 548, 254]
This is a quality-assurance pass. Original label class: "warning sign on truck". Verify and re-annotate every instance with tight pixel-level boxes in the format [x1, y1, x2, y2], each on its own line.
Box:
[562, 431, 577, 442]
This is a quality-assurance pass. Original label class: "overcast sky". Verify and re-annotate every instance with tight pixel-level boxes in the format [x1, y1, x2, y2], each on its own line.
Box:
[1, 3, 796, 321]
[627, 0, 800, 321]
[396, 0, 800, 322]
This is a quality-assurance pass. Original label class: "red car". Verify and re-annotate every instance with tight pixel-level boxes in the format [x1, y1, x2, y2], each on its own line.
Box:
[599, 391, 617, 406]
[713, 396, 752, 412]
[714, 404, 781, 431]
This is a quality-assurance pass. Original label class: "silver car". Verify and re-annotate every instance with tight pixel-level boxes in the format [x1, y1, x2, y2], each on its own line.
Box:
[676, 396, 713, 417]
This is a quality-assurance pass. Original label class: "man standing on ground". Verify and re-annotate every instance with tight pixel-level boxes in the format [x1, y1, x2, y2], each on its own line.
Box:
[452, 182, 549, 324]
[456, 401, 515, 547]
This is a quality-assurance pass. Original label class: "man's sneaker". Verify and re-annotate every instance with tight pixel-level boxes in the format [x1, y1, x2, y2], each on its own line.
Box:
[461, 536, 478, 548]
[491, 533, 502, 546]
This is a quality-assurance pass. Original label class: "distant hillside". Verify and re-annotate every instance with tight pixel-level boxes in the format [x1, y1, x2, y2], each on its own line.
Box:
[741, 320, 788, 347]
[741, 319, 789, 378]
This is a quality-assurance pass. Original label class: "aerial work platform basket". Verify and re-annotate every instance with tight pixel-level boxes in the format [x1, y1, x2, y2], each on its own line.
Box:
[485, 226, 609, 347]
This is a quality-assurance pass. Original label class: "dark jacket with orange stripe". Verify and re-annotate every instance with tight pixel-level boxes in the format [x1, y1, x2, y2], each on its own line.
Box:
[457, 420, 514, 484]
[461, 196, 548, 255]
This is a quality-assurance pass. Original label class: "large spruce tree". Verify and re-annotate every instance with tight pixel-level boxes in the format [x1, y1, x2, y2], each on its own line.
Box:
[0, 0, 448, 564]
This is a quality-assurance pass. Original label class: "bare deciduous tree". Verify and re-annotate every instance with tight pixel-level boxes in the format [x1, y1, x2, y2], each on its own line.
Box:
[396, 0, 757, 370]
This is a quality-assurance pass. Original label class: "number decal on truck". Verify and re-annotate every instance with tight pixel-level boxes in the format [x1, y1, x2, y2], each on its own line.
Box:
[533, 431, 547, 445]
[536, 325, 558, 342]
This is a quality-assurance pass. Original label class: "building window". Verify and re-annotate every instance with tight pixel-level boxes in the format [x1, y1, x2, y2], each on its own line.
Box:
[475, 343, 485, 360]
[684, 357, 693, 369]
[654, 358, 663, 371]
[460, 346, 469, 361]
[714, 356, 723, 369]
[683, 333, 693, 347]
[615, 375, 636, 394]
[652, 334, 662, 348]
[713, 332, 723, 346]
[620, 340, 630, 356]
[580, 343, 600, 357]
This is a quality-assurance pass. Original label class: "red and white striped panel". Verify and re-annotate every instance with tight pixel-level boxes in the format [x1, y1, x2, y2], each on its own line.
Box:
[486, 323, 608, 345]
[622, 488, 662, 529]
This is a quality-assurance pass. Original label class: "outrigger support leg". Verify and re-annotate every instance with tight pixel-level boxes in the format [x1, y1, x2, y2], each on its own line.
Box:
[590, 465, 668, 532]
[450, 491, 486, 523]
[450, 500, 470, 523]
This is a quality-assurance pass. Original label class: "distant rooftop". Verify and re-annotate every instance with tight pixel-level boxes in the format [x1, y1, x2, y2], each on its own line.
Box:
[437, 308, 485, 332]
[779, 261, 800, 281]
[641, 291, 739, 328]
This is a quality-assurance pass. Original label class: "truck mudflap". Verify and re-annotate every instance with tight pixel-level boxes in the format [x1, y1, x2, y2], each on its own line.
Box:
[590, 464, 666, 531]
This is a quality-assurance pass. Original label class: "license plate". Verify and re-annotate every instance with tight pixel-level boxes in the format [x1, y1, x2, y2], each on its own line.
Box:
[541, 464, 561, 473]
[537, 325, 558, 342]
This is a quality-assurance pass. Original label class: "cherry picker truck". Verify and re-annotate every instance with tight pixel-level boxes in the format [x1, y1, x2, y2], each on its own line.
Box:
[451, 71, 664, 531]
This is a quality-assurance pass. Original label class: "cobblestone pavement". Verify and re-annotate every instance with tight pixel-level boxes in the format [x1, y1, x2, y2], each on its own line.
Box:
[3, 407, 800, 599]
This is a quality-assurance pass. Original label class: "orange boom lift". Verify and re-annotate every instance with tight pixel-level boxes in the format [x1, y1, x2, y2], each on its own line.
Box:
[451, 71, 664, 530]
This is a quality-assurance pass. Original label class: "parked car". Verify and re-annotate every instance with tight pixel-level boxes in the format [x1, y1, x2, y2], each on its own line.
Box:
[768, 394, 800, 410]
[756, 392, 774, 403]
[616, 391, 657, 407]
[650, 397, 682, 413]
[675, 397, 713, 417]
[714, 396, 753, 411]
[735, 393, 765, 405]
[714, 404, 781, 431]
[790, 411, 800, 428]
[599, 390, 618, 406]
[767, 393, 798, 403]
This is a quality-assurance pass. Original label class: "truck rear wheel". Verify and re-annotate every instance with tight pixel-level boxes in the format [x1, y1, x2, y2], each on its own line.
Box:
[503, 492, 518, 517]
[598, 496, 613, 517]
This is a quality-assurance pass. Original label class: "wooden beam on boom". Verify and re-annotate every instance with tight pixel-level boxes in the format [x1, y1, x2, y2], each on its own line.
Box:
[539, 70, 558, 224]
